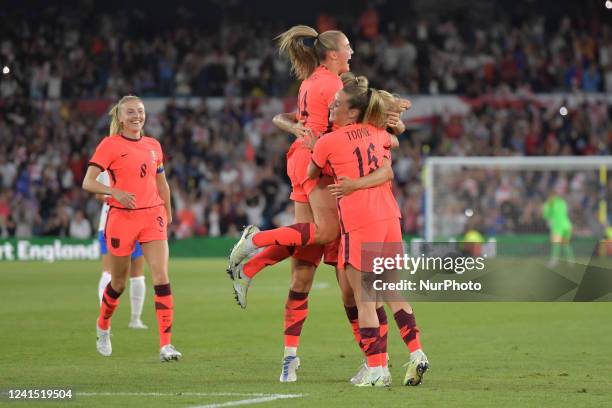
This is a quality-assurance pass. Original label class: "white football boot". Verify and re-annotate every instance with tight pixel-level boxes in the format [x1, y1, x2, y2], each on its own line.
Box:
[160, 344, 182, 362]
[403, 349, 429, 386]
[228, 225, 260, 269]
[227, 261, 251, 309]
[96, 325, 112, 357]
[279, 355, 300, 382]
[128, 318, 148, 329]
[353, 366, 386, 387]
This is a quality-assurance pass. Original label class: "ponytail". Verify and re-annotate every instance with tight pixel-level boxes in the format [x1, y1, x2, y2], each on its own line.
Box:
[276, 25, 345, 80]
[108, 95, 143, 136]
[342, 75, 371, 123]
[342, 76, 389, 128]
[363, 89, 388, 129]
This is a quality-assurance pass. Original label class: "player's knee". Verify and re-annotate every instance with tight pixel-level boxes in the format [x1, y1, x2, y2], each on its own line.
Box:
[340, 287, 355, 307]
[290, 273, 313, 292]
[316, 225, 340, 244]
[110, 279, 127, 293]
[387, 301, 413, 315]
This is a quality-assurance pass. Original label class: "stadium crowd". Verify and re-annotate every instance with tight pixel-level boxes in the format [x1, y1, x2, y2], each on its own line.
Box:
[2, 2, 612, 100]
[1, 3, 611, 239]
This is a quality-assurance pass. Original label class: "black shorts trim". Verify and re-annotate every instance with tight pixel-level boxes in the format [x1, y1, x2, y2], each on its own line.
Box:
[344, 233, 350, 266]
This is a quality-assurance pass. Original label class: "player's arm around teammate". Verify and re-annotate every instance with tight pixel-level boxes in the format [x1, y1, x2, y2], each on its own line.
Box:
[309, 83, 428, 387]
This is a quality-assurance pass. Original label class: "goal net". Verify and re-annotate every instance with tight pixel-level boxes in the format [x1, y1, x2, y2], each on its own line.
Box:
[423, 156, 612, 245]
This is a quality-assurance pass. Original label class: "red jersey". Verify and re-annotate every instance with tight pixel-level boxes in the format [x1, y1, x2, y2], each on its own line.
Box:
[288, 65, 343, 156]
[311, 123, 400, 232]
[89, 134, 165, 209]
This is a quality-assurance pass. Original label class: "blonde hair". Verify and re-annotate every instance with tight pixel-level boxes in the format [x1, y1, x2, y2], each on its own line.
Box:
[276, 25, 345, 80]
[108, 95, 144, 136]
[341, 75, 400, 128]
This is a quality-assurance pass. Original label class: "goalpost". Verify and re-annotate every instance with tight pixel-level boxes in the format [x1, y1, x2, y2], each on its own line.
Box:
[423, 156, 612, 242]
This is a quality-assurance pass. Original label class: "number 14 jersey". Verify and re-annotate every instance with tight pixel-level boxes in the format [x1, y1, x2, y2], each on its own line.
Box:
[311, 123, 401, 233]
[89, 134, 165, 209]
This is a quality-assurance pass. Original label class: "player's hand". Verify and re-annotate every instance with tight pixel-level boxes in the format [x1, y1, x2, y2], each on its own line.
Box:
[111, 188, 136, 209]
[302, 128, 318, 151]
[291, 120, 310, 139]
[166, 210, 173, 224]
[396, 98, 412, 111]
[386, 111, 402, 129]
[328, 176, 358, 198]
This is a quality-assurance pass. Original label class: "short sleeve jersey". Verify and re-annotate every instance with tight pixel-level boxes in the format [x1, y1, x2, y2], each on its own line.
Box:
[288, 65, 343, 155]
[89, 135, 164, 209]
[311, 123, 400, 232]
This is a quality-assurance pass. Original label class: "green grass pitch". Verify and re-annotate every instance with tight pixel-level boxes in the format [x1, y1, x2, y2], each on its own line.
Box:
[2, 258, 611, 407]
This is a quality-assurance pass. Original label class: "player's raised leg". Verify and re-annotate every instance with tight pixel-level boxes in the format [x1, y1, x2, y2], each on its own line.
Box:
[279, 201, 320, 382]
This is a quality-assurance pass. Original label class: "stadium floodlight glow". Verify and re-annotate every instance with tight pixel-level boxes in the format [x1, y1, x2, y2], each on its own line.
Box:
[606, 0, 612, 9]
[2, 66, 9, 75]
[559, 106, 568, 116]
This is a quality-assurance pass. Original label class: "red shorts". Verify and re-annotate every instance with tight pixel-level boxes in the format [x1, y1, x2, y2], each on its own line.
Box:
[287, 145, 317, 203]
[105, 205, 168, 256]
[338, 218, 402, 272]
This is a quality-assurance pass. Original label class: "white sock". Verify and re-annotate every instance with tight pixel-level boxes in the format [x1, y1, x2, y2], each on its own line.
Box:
[129, 276, 146, 321]
[283, 346, 297, 358]
[98, 271, 112, 305]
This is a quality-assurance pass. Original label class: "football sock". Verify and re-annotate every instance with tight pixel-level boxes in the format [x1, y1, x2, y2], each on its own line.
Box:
[550, 242, 560, 262]
[97, 283, 122, 330]
[284, 290, 309, 351]
[98, 271, 111, 305]
[243, 245, 292, 279]
[562, 243, 575, 262]
[252, 223, 316, 247]
[393, 309, 422, 353]
[377, 306, 389, 367]
[154, 283, 173, 347]
[129, 276, 146, 321]
[359, 327, 383, 368]
[344, 305, 363, 350]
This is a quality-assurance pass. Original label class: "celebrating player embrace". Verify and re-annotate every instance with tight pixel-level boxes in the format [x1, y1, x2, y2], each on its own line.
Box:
[308, 78, 429, 387]
[229, 75, 428, 386]
[82, 95, 181, 362]
[227, 24, 410, 384]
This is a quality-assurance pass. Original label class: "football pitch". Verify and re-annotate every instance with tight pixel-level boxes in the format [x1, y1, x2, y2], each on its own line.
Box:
[2, 258, 611, 407]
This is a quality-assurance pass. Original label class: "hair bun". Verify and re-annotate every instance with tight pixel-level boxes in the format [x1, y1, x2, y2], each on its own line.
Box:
[355, 76, 369, 89]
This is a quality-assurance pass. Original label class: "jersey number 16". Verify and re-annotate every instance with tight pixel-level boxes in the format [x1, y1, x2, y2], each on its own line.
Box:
[353, 143, 379, 177]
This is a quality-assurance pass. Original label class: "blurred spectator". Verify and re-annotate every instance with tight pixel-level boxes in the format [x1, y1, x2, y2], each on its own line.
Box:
[69, 210, 92, 239]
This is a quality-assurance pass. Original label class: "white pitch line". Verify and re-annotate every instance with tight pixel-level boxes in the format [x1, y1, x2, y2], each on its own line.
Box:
[77, 392, 304, 407]
[188, 393, 303, 408]
[78, 392, 284, 397]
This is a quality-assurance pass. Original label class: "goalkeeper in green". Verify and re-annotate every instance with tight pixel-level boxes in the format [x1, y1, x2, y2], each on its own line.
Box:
[542, 191, 575, 267]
